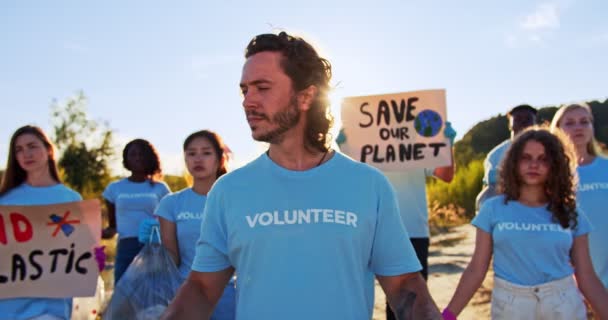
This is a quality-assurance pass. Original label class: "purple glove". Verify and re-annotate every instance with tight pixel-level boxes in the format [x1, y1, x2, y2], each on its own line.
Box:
[442, 308, 457, 320]
[94, 246, 106, 272]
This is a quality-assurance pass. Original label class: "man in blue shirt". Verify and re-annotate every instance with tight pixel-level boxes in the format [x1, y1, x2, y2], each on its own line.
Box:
[476, 104, 537, 210]
[161, 31, 441, 320]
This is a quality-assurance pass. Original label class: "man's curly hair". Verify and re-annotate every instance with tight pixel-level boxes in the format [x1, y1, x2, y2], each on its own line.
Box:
[498, 126, 579, 229]
[245, 31, 333, 152]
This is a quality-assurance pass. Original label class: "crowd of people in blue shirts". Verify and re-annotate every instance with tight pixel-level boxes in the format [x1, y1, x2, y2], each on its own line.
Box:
[0, 30, 607, 320]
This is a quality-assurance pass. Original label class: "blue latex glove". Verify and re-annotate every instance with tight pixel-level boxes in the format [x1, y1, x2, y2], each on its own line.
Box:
[443, 121, 457, 145]
[138, 218, 160, 244]
[335, 128, 347, 145]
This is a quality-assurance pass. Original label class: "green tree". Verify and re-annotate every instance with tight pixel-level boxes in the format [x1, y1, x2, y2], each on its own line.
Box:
[164, 174, 188, 192]
[427, 158, 484, 219]
[51, 91, 115, 199]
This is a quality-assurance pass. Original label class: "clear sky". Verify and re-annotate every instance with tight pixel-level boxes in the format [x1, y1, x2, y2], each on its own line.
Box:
[2, 0, 607, 175]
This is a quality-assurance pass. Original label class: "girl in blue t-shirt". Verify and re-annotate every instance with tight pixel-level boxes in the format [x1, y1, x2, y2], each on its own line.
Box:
[0, 125, 82, 320]
[155, 130, 236, 320]
[444, 127, 608, 320]
[102, 139, 171, 283]
[551, 103, 608, 290]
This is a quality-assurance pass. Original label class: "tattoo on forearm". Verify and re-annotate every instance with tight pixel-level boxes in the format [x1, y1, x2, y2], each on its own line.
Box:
[394, 290, 417, 320]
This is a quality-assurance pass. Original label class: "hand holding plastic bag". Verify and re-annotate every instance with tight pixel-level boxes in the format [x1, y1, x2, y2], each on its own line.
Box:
[138, 218, 160, 244]
[102, 226, 181, 320]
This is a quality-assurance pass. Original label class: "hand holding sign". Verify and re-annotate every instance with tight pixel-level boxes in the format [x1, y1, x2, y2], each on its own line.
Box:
[443, 121, 457, 145]
[0, 200, 101, 299]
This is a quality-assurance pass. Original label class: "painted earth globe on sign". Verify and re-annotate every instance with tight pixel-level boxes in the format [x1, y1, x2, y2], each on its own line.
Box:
[414, 109, 443, 137]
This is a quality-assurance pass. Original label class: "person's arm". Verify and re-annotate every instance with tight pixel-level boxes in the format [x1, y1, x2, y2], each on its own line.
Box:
[434, 122, 456, 183]
[445, 228, 493, 316]
[433, 148, 455, 183]
[571, 234, 608, 319]
[159, 217, 180, 265]
[377, 272, 441, 319]
[102, 200, 117, 239]
[161, 268, 234, 320]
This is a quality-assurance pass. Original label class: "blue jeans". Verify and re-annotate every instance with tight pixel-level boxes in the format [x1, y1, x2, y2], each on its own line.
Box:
[212, 281, 236, 320]
[114, 237, 143, 284]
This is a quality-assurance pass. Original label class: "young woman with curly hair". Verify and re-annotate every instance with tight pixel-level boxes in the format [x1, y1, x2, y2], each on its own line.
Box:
[101, 138, 171, 283]
[551, 103, 608, 289]
[443, 126, 608, 320]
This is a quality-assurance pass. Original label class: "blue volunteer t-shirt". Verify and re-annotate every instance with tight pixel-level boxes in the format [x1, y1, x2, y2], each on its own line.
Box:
[473, 195, 592, 286]
[103, 178, 170, 239]
[483, 140, 510, 186]
[577, 156, 608, 287]
[155, 188, 206, 281]
[192, 152, 421, 320]
[0, 183, 81, 320]
[385, 169, 434, 238]
[155, 188, 236, 320]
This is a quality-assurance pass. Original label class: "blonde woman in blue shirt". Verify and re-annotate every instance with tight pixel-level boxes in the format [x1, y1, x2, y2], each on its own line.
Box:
[551, 103, 608, 289]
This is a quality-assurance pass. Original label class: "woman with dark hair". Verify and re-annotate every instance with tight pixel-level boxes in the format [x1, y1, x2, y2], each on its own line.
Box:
[443, 127, 607, 319]
[551, 102, 608, 288]
[151, 130, 235, 319]
[0, 125, 81, 319]
[102, 138, 170, 283]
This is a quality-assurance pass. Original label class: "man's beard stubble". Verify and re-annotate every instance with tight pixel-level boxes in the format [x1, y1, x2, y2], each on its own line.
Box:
[251, 97, 301, 144]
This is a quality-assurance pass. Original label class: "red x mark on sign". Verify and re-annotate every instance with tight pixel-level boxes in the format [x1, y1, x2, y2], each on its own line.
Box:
[47, 211, 80, 237]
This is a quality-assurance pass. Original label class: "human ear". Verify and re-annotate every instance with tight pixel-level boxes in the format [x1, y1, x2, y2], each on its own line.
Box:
[297, 85, 318, 111]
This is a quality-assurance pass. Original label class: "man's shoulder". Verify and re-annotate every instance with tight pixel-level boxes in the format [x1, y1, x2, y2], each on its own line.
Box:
[333, 151, 387, 178]
[161, 188, 188, 202]
[213, 154, 266, 188]
[105, 178, 126, 188]
[487, 140, 510, 158]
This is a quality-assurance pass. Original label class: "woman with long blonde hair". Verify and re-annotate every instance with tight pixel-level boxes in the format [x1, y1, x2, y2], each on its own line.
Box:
[551, 103, 608, 289]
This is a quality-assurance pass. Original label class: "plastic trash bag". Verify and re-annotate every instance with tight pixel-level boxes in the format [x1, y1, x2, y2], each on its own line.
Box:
[102, 227, 181, 320]
[72, 276, 106, 320]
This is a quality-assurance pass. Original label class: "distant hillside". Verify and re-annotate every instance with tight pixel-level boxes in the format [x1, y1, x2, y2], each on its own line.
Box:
[454, 99, 608, 167]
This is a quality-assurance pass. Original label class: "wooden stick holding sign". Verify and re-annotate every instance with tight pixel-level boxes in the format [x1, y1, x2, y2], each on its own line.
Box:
[340, 89, 452, 171]
[0, 199, 101, 298]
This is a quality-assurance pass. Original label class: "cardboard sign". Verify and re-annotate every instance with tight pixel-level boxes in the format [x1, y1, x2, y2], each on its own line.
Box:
[340, 89, 451, 171]
[0, 200, 101, 298]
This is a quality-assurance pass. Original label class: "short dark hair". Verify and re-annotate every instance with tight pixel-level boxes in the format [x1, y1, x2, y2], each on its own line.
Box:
[122, 139, 162, 181]
[507, 104, 537, 117]
[244, 31, 333, 152]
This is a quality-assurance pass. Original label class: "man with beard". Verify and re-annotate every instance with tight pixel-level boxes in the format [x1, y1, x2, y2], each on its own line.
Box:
[162, 31, 441, 320]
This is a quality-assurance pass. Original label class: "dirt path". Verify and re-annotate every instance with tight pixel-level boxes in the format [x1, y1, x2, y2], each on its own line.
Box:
[373, 224, 492, 319]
